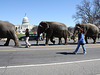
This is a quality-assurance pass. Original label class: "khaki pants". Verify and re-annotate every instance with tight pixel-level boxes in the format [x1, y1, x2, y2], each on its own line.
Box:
[25, 37, 31, 47]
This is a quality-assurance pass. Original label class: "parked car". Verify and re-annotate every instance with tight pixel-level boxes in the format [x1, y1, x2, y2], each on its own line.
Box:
[19, 34, 37, 41]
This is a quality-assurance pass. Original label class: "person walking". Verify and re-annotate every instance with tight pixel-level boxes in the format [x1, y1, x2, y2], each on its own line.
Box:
[73, 26, 86, 54]
[25, 28, 31, 48]
[39, 33, 43, 41]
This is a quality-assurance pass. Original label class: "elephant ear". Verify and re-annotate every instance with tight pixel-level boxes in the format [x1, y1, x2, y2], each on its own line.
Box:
[75, 23, 81, 30]
[45, 22, 49, 30]
[81, 24, 87, 34]
[76, 23, 81, 27]
[39, 21, 49, 30]
[80, 24, 84, 29]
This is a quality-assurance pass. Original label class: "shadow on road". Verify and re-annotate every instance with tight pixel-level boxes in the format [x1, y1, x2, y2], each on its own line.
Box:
[56, 52, 84, 55]
[56, 52, 74, 55]
[0, 45, 5, 46]
[97, 42, 100, 44]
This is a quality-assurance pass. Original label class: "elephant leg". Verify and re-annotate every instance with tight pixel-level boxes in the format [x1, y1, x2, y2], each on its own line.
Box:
[36, 38, 39, 45]
[92, 37, 96, 44]
[13, 38, 19, 46]
[36, 33, 40, 45]
[58, 37, 62, 45]
[85, 36, 88, 44]
[13, 34, 19, 46]
[45, 36, 49, 46]
[4, 38, 10, 46]
[50, 36, 55, 44]
[64, 36, 67, 45]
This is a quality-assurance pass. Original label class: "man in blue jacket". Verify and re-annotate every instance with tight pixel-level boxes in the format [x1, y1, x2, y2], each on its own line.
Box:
[73, 26, 86, 54]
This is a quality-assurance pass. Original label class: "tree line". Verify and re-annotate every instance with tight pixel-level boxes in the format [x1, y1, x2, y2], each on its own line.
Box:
[73, 0, 100, 26]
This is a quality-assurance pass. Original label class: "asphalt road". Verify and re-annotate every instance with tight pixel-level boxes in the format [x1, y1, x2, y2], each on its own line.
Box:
[0, 39, 100, 75]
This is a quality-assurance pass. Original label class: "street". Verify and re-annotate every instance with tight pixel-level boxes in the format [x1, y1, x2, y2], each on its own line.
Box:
[0, 39, 100, 75]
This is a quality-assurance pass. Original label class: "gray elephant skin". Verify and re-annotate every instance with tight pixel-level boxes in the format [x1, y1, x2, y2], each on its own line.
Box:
[73, 23, 99, 44]
[0, 20, 19, 46]
[37, 21, 68, 45]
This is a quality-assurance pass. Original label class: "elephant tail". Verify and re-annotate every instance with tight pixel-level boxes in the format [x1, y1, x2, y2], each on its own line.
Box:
[67, 31, 71, 40]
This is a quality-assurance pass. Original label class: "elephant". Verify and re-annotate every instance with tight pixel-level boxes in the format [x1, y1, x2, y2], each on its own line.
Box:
[73, 23, 99, 44]
[0, 20, 19, 46]
[36, 21, 68, 45]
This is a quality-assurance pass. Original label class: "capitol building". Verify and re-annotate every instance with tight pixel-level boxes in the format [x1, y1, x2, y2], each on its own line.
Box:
[15, 14, 35, 34]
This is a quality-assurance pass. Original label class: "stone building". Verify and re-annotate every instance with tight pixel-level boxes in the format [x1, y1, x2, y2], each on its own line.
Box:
[15, 14, 35, 34]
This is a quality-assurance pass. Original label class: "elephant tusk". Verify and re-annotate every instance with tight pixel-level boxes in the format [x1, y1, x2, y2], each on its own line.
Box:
[39, 25, 43, 28]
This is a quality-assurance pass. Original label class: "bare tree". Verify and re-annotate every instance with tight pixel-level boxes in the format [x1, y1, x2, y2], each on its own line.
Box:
[31, 26, 38, 32]
[73, 0, 100, 26]
[93, 0, 100, 26]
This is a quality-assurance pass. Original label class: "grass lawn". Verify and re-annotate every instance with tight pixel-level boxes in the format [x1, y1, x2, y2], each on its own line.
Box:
[17, 34, 25, 38]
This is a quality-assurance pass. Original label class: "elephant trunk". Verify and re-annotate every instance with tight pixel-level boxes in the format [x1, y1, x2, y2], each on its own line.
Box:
[36, 31, 40, 45]
[72, 29, 77, 42]
[14, 34, 19, 46]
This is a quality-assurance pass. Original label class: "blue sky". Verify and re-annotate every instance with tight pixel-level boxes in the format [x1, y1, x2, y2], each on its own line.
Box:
[0, 0, 84, 27]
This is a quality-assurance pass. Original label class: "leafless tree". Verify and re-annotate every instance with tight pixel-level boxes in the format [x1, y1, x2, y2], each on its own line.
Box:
[93, 0, 100, 26]
[73, 0, 100, 26]
[31, 26, 38, 32]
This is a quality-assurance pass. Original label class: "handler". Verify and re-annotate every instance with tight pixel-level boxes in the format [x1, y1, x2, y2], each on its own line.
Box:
[25, 28, 31, 48]
[73, 26, 86, 54]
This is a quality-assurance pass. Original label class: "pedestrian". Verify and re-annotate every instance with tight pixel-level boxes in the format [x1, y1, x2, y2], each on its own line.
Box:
[39, 33, 43, 41]
[73, 26, 86, 54]
[25, 28, 31, 48]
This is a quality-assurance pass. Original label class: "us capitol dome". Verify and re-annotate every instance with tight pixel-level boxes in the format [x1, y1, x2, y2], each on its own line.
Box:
[22, 13, 29, 25]
[15, 14, 35, 34]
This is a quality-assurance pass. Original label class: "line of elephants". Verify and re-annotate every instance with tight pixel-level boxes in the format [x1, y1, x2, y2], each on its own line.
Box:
[0, 20, 99, 46]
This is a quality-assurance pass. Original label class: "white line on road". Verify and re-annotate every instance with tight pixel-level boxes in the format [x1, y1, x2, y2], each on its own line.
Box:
[0, 58, 100, 69]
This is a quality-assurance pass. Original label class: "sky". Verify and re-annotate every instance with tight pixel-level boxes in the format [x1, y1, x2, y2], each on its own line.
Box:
[0, 0, 84, 27]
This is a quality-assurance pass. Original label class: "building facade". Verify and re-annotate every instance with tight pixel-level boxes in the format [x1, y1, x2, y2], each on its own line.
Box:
[15, 14, 35, 34]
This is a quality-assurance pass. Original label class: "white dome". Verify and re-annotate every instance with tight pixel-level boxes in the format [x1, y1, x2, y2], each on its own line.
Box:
[22, 14, 29, 25]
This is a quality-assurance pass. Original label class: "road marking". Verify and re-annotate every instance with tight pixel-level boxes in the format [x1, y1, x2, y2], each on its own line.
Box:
[0, 58, 100, 69]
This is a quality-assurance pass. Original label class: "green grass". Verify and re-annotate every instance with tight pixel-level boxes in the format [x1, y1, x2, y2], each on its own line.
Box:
[17, 34, 25, 38]
[17, 32, 34, 38]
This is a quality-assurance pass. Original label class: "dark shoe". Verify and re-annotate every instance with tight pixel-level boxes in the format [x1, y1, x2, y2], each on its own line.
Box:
[25, 46, 28, 48]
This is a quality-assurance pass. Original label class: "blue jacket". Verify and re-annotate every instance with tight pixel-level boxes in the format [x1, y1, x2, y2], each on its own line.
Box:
[78, 33, 85, 45]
